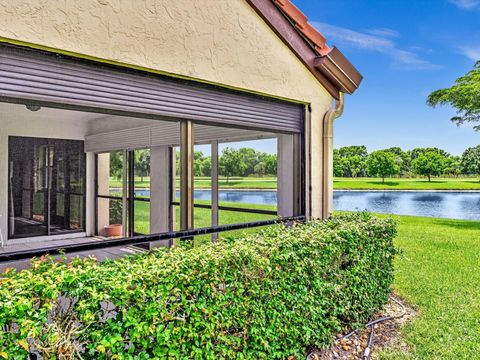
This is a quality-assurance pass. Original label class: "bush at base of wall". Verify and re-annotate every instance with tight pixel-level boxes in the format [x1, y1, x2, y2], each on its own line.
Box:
[0, 213, 396, 359]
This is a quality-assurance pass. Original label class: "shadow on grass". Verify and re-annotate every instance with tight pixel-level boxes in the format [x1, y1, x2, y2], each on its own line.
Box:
[461, 180, 480, 184]
[217, 181, 247, 187]
[430, 218, 480, 231]
[365, 181, 400, 187]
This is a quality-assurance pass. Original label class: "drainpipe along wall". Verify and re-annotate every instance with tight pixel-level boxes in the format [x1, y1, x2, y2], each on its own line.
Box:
[322, 92, 344, 218]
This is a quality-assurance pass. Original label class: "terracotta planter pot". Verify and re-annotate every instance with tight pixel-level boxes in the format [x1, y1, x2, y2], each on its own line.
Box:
[104, 224, 122, 237]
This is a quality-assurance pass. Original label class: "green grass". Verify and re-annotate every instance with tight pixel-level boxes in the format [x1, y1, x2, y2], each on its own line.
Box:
[111, 176, 480, 191]
[378, 215, 480, 359]
[109, 176, 278, 190]
[132, 200, 276, 241]
[334, 177, 480, 190]
[116, 198, 480, 358]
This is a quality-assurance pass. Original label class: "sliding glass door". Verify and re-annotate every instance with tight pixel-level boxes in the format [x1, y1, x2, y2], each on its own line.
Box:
[95, 149, 152, 238]
[8, 137, 86, 239]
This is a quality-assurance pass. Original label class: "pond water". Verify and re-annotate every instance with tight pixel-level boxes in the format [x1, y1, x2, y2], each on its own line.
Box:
[333, 190, 480, 220]
[134, 189, 278, 206]
[132, 189, 480, 220]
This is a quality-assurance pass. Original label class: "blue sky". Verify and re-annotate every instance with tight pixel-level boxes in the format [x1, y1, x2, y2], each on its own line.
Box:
[296, 0, 480, 156]
[200, 0, 479, 157]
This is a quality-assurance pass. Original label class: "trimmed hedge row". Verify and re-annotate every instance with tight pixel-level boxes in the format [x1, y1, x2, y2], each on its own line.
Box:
[0, 213, 396, 359]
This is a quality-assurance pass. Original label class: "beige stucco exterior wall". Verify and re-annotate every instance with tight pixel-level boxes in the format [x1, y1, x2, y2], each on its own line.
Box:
[0, 0, 333, 218]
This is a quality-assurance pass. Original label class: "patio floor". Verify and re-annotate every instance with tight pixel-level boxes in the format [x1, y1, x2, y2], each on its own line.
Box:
[0, 236, 147, 273]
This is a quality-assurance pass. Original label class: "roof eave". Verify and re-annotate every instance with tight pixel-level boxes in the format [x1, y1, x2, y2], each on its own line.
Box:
[314, 47, 363, 95]
[246, 0, 362, 99]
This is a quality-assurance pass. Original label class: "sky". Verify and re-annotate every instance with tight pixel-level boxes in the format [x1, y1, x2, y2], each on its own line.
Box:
[294, 0, 480, 156]
[214, 0, 480, 157]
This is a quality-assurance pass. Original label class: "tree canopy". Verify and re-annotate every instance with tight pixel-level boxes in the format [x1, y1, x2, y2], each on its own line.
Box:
[412, 150, 446, 181]
[366, 150, 400, 182]
[333, 145, 368, 177]
[427, 61, 480, 130]
[219, 147, 247, 183]
[461, 145, 480, 181]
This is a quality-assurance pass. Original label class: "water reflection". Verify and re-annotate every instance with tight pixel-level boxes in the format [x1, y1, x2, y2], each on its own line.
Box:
[134, 188, 480, 220]
[333, 191, 480, 220]
[172, 190, 278, 205]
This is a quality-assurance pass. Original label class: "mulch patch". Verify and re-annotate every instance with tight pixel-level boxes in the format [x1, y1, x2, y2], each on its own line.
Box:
[306, 294, 416, 359]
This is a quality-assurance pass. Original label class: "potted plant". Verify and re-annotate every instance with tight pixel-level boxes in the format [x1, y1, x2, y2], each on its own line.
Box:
[104, 224, 122, 237]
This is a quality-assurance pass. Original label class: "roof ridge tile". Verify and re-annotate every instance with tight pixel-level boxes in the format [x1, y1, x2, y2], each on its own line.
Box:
[273, 0, 330, 54]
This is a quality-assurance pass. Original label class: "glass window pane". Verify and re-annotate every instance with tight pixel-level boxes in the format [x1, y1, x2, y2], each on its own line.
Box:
[8, 137, 85, 239]
[133, 149, 150, 196]
[97, 197, 125, 237]
[97, 151, 124, 197]
[69, 194, 84, 230]
[134, 200, 150, 235]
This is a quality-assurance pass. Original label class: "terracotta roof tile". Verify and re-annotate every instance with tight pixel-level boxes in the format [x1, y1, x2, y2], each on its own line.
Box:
[247, 0, 362, 96]
[273, 0, 331, 55]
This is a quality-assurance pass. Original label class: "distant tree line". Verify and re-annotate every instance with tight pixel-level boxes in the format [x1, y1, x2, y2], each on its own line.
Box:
[111, 144, 480, 183]
[110, 147, 277, 183]
[334, 145, 480, 182]
[177, 147, 277, 182]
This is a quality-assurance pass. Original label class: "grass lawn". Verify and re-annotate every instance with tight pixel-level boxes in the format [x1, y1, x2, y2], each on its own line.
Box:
[123, 199, 480, 358]
[110, 176, 278, 189]
[132, 199, 276, 241]
[334, 177, 480, 190]
[111, 176, 480, 191]
[378, 215, 480, 359]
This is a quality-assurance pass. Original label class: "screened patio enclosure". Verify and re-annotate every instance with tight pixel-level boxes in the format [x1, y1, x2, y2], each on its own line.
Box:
[0, 44, 306, 251]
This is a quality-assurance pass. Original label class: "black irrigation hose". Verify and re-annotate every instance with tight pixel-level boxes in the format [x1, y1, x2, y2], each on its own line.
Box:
[356, 296, 407, 360]
[306, 296, 407, 360]
[364, 324, 374, 360]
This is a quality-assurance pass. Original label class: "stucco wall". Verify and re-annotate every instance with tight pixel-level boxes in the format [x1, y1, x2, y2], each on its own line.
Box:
[0, 0, 333, 218]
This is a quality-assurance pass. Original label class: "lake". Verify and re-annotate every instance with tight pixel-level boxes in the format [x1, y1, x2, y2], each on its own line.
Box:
[134, 189, 278, 206]
[333, 190, 480, 220]
[133, 189, 480, 220]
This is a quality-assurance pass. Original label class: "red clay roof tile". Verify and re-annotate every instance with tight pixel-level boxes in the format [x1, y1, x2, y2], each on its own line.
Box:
[273, 0, 331, 55]
[247, 0, 362, 96]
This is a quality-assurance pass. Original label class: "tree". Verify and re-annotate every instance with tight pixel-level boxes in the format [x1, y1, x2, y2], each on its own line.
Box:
[200, 156, 211, 177]
[338, 145, 368, 158]
[238, 147, 259, 176]
[263, 154, 277, 175]
[344, 155, 365, 177]
[219, 148, 247, 183]
[110, 151, 123, 180]
[335, 145, 368, 177]
[134, 149, 150, 182]
[461, 145, 480, 181]
[443, 156, 462, 178]
[193, 151, 208, 177]
[427, 61, 480, 130]
[384, 147, 410, 175]
[333, 149, 344, 177]
[409, 147, 450, 160]
[366, 150, 400, 183]
[411, 150, 446, 182]
[253, 162, 266, 176]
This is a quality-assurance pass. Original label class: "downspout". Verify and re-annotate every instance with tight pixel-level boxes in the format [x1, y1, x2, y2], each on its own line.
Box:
[322, 92, 344, 218]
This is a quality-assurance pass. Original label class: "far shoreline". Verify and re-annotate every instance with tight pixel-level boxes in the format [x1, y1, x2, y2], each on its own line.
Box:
[334, 188, 480, 193]
[124, 187, 480, 193]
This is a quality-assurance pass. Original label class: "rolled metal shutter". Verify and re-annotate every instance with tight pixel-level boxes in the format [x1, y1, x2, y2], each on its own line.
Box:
[84, 123, 276, 153]
[0, 45, 304, 133]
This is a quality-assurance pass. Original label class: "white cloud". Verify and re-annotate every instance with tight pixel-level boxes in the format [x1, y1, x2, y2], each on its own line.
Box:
[448, 0, 480, 10]
[458, 45, 480, 60]
[366, 28, 400, 38]
[313, 22, 393, 50]
[312, 22, 439, 70]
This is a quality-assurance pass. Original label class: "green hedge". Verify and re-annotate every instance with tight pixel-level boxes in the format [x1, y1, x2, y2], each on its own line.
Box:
[0, 213, 396, 359]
